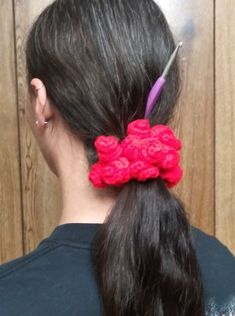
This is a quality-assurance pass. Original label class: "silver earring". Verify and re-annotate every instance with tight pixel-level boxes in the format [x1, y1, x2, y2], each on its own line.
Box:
[35, 120, 48, 126]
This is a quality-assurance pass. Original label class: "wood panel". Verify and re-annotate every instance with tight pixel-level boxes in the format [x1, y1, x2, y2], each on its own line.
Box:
[14, 0, 60, 254]
[216, 0, 235, 254]
[0, 0, 23, 263]
[159, 0, 214, 235]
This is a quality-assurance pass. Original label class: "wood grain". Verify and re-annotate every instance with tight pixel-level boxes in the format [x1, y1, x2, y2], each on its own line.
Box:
[0, 0, 23, 263]
[215, 0, 235, 254]
[159, 0, 214, 235]
[14, 0, 60, 254]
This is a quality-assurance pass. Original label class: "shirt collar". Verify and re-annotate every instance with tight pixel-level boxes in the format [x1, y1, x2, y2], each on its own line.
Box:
[40, 223, 102, 247]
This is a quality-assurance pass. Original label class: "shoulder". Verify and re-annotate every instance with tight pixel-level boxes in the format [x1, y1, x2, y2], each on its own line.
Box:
[0, 241, 59, 279]
[0, 240, 102, 315]
[0, 238, 91, 279]
[191, 226, 235, 314]
[191, 226, 235, 269]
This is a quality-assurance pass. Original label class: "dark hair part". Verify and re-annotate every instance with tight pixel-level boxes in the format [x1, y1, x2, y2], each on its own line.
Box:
[26, 0, 204, 315]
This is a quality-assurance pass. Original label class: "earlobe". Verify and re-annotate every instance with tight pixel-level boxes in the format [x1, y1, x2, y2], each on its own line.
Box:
[35, 120, 49, 128]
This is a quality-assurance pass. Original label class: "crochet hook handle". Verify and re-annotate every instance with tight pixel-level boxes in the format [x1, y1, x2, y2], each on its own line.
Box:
[144, 77, 166, 118]
[144, 41, 183, 119]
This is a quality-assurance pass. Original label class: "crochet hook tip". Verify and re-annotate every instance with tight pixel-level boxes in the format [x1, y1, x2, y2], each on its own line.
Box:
[161, 40, 183, 78]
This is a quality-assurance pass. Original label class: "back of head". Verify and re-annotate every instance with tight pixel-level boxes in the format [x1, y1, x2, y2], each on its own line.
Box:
[26, 0, 204, 315]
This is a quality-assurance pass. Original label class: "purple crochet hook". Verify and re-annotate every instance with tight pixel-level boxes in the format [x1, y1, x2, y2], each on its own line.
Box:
[144, 41, 183, 118]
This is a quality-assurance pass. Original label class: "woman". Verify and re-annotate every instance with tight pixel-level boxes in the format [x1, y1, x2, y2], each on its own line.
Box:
[0, 0, 234, 315]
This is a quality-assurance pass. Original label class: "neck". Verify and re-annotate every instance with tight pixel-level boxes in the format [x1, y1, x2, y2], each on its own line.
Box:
[57, 160, 118, 225]
[48, 125, 118, 226]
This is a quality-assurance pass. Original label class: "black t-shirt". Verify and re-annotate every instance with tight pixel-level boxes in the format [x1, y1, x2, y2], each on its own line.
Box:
[0, 223, 234, 316]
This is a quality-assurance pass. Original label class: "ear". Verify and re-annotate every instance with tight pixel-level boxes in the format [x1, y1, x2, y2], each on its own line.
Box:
[30, 78, 53, 126]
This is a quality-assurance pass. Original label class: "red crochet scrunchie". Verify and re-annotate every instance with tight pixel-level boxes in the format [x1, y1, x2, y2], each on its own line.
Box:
[88, 119, 183, 188]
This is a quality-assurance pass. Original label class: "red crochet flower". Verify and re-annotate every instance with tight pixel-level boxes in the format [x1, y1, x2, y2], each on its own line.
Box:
[160, 165, 183, 188]
[88, 157, 130, 188]
[140, 138, 164, 164]
[94, 135, 122, 162]
[130, 161, 160, 181]
[151, 125, 182, 150]
[127, 119, 151, 138]
[89, 119, 183, 188]
[158, 148, 180, 170]
[88, 163, 106, 188]
[103, 157, 130, 186]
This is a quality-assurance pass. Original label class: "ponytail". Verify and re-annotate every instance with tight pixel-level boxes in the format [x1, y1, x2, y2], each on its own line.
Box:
[92, 179, 204, 315]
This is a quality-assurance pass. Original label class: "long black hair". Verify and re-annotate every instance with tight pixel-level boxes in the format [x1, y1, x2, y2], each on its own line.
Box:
[26, 0, 205, 315]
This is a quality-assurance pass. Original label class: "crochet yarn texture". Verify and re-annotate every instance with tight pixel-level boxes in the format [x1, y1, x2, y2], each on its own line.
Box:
[88, 119, 183, 188]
